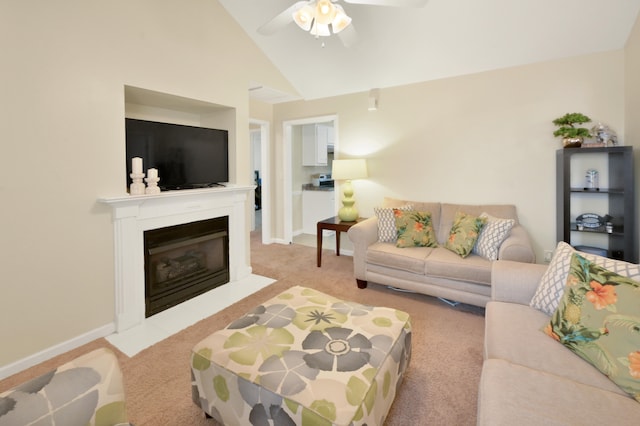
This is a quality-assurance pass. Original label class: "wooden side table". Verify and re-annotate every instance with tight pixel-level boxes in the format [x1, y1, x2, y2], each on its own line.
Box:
[317, 216, 366, 267]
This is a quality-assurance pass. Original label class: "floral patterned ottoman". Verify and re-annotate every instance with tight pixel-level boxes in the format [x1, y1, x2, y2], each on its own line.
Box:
[190, 286, 412, 425]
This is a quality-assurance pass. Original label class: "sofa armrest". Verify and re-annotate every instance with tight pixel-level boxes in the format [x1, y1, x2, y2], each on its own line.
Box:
[347, 217, 379, 280]
[491, 260, 547, 304]
[497, 225, 535, 263]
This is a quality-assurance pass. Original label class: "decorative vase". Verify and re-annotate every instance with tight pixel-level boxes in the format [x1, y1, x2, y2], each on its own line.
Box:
[562, 137, 583, 148]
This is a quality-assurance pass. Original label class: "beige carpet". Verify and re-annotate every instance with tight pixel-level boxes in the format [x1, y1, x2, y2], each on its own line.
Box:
[0, 232, 486, 425]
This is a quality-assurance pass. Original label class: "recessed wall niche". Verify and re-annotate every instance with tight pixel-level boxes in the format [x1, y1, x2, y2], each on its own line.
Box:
[123, 85, 237, 190]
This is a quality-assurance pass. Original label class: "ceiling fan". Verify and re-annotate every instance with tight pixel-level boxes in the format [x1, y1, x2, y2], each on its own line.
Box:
[258, 0, 428, 47]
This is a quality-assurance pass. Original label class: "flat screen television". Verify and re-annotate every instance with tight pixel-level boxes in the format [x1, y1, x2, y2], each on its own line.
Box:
[125, 118, 229, 191]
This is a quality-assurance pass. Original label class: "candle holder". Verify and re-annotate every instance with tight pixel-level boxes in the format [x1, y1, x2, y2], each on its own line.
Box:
[129, 173, 146, 195]
[145, 176, 161, 194]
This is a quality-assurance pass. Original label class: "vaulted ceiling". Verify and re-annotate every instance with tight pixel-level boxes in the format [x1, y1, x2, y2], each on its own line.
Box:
[218, 0, 640, 102]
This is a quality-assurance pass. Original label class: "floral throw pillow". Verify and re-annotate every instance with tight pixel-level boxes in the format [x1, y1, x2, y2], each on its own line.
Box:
[394, 210, 438, 248]
[544, 253, 640, 402]
[530, 241, 640, 316]
[444, 211, 487, 258]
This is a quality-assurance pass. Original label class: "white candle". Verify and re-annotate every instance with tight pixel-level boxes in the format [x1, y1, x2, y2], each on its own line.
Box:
[147, 168, 158, 179]
[132, 157, 142, 174]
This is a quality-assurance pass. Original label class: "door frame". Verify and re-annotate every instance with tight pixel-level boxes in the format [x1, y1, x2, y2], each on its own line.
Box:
[282, 114, 338, 244]
[249, 118, 270, 244]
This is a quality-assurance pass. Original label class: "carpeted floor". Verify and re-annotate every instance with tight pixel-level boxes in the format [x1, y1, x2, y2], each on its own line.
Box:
[0, 231, 486, 425]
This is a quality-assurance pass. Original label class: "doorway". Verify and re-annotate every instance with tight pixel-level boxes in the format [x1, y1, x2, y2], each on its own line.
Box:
[249, 119, 270, 244]
[282, 115, 338, 245]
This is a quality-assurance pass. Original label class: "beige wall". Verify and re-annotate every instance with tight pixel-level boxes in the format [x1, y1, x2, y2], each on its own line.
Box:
[625, 12, 640, 250]
[249, 99, 275, 125]
[0, 0, 295, 368]
[273, 51, 627, 262]
[3, 0, 639, 373]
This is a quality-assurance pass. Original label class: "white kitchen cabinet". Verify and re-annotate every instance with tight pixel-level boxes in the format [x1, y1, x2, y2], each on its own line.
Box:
[302, 124, 331, 166]
[302, 190, 335, 234]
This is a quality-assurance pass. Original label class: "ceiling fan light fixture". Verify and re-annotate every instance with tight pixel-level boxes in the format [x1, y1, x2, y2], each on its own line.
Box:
[315, 0, 336, 25]
[331, 5, 352, 33]
[310, 21, 331, 37]
[293, 5, 314, 31]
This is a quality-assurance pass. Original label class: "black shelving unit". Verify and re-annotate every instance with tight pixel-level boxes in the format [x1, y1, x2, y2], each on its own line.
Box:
[556, 146, 636, 263]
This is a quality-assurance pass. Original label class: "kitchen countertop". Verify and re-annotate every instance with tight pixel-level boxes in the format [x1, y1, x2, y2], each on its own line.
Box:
[302, 183, 334, 192]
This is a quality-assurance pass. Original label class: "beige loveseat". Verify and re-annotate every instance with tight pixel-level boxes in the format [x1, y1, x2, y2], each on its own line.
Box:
[479, 256, 640, 424]
[347, 198, 535, 307]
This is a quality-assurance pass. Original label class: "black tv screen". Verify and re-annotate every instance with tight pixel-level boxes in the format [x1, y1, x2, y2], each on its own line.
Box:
[125, 118, 229, 191]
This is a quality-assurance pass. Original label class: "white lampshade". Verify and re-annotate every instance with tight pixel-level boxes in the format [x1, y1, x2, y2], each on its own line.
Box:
[332, 5, 352, 34]
[315, 0, 336, 25]
[293, 5, 314, 31]
[310, 21, 331, 37]
[332, 159, 368, 181]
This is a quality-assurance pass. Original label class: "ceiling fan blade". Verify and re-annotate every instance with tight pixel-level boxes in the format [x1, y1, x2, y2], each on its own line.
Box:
[257, 1, 309, 35]
[343, 0, 428, 7]
[338, 24, 358, 48]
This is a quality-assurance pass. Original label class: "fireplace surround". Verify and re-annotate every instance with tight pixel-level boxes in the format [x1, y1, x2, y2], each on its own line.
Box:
[99, 185, 253, 332]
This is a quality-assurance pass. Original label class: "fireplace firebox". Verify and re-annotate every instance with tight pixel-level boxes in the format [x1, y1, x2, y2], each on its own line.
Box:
[144, 216, 229, 317]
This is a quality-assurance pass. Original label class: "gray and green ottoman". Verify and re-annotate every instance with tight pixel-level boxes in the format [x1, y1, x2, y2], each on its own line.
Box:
[191, 285, 411, 425]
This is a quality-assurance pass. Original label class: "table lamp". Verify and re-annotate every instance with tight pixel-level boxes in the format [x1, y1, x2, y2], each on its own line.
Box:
[331, 158, 368, 222]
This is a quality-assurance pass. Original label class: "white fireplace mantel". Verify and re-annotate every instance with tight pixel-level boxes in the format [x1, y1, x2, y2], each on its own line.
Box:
[99, 185, 254, 332]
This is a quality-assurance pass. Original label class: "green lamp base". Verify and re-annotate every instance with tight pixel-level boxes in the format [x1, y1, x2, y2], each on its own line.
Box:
[337, 180, 358, 221]
[338, 206, 358, 222]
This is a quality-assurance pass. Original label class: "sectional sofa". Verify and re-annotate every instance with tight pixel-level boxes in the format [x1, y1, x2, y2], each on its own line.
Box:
[347, 198, 536, 307]
[479, 243, 640, 424]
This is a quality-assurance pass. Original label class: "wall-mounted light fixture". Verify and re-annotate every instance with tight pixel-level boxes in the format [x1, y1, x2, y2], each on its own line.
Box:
[368, 88, 379, 111]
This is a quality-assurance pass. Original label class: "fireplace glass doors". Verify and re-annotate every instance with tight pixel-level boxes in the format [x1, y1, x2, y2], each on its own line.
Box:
[144, 216, 229, 317]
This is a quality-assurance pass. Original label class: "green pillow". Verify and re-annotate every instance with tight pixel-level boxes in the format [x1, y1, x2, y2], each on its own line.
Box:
[544, 253, 640, 402]
[394, 210, 438, 248]
[444, 211, 486, 258]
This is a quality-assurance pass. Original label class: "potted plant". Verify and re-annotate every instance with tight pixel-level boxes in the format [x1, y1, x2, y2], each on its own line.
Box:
[552, 112, 592, 148]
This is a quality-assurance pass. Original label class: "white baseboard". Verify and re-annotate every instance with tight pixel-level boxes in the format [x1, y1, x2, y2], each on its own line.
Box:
[0, 322, 116, 381]
[265, 238, 352, 255]
[340, 248, 354, 257]
[271, 238, 290, 245]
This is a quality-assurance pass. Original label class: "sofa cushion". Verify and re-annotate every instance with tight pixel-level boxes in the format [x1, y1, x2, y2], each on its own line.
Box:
[366, 242, 432, 275]
[374, 205, 413, 242]
[394, 210, 438, 248]
[484, 301, 625, 395]
[424, 248, 492, 285]
[472, 213, 515, 261]
[444, 211, 487, 258]
[544, 253, 640, 401]
[530, 241, 640, 316]
[478, 359, 640, 426]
